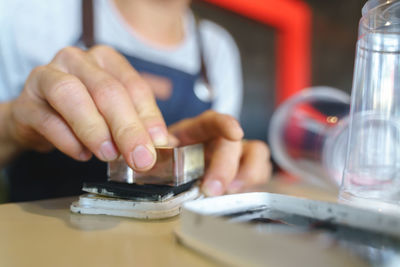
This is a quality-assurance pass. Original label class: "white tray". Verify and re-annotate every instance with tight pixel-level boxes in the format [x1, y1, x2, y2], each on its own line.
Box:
[71, 186, 201, 219]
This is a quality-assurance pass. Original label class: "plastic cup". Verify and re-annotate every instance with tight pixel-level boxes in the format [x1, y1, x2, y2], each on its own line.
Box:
[269, 87, 350, 188]
[339, 0, 400, 212]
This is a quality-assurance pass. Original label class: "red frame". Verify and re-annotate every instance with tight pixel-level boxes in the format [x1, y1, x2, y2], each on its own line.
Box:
[202, 0, 312, 104]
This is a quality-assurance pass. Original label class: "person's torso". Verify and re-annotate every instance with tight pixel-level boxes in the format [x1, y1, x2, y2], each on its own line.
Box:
[6, 0, 219, 202]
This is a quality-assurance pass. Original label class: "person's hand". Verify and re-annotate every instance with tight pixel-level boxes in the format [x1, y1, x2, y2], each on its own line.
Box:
[168, 111, 272, 196]
[5, 45, 168, 171]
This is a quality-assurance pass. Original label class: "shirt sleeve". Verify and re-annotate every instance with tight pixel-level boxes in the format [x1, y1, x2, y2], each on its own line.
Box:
[0, 0, 81, 102]
[200, 20, 243, 119]
[0, 0, 23, 102]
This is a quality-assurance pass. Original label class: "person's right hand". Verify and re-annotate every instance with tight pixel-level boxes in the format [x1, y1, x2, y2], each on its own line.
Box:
[5, 45, 169, 171]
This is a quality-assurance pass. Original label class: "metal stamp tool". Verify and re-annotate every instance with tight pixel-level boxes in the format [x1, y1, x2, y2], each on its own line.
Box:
[108, 144, 204, 186]
[71, 144, 205, 219]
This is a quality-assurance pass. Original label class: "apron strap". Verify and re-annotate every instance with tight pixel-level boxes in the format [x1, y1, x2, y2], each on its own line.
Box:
[81, 0, 95, 48]
[193, 15, 210, 86]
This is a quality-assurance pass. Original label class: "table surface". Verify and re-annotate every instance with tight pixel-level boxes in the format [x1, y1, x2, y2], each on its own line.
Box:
[0, 177, 338, 267]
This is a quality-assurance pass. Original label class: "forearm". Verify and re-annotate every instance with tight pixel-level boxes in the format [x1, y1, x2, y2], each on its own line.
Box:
[0, 102, 21, 167]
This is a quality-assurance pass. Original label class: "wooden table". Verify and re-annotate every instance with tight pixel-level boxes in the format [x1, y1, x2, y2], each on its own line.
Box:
[0, 177, 337, 267]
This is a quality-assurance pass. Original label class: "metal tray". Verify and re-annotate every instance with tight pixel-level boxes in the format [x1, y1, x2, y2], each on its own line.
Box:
[176, 192, 400, 266]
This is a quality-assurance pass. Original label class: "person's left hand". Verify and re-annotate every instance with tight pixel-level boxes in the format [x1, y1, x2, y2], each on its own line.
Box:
[168, 111, 272, 196]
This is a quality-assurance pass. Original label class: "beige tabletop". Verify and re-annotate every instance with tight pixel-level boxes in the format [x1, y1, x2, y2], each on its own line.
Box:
[0, 177, 338, 267]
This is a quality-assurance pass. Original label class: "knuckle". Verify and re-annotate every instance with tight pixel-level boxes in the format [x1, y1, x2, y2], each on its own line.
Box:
[88, 45, 120, 67]
[134, 101, 162, 122]
[30, 65, 47, 77]
[74, 121, 102, 143]
[48, 76, 83, 103]
[92, 78, 123, 102]
[90, 45, 116, 55]
[114, 122, 146, 144]
[27, 66, 48, 96]
[89, 45, 117, 63]
[54, 46, 83, 62]
[140, 113, 164, 128]
[39, 110, 59, 130]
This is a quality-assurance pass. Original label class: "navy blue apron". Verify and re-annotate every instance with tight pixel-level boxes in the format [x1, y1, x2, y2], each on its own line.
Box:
[6, 1, 212, 202]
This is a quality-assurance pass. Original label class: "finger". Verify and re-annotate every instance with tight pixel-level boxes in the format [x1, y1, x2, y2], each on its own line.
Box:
[14, 92, 92, 161]
[33, 65, 117, 162]
[88, 46, 169, 146]
[227, 141, 272, 194]
[201, 139, 242, 196]
[169, 110, 244, 145]
[51, 47, 156, 171]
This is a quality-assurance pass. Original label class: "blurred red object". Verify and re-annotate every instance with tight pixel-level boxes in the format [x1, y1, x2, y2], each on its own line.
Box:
[202, 0, 312, 104]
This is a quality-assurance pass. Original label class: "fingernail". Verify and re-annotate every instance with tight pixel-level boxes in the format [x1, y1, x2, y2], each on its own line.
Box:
[148, 127, 168, 146]
[131, 145, 155, 169]
[227, 180, 244, 194]
[202, 180, 224, 197]
[79, 149, 92, 161]
[99, 141, 118, 161]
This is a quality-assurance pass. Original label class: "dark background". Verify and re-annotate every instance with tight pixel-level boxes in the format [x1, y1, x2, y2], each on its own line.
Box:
[192, 0, 366, 142]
